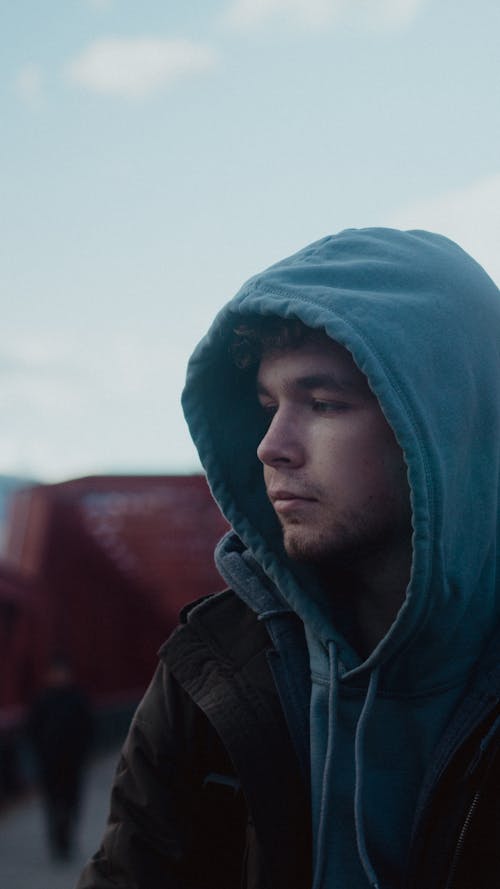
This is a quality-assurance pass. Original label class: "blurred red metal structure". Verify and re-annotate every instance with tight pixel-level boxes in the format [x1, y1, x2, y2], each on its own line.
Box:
[0, 475, 228, 721]
[0, 567, 40, 733]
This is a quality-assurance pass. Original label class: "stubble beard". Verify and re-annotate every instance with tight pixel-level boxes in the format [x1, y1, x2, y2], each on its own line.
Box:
[281, 516, 363, 565]
[279, 506, 410, 570]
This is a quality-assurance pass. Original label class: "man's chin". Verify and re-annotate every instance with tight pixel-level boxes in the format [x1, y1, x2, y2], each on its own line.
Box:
[282, 522, 360, 565]
[283, 530, 331, 564]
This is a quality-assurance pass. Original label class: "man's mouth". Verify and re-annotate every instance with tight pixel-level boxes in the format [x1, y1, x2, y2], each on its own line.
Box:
[268, 490, 317, 514]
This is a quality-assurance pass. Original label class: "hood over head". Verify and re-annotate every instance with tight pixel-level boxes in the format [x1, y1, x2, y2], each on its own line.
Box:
[182, 228, 500, 687]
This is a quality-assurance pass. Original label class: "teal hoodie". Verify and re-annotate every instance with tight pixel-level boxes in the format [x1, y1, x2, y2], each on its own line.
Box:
[182, 228, 500, 888]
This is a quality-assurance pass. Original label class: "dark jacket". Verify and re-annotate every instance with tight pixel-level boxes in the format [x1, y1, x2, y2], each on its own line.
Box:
[77, 590, 500, 889]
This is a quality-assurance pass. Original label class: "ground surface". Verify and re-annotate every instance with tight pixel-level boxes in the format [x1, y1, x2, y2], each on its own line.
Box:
[0, 748, 119, 889]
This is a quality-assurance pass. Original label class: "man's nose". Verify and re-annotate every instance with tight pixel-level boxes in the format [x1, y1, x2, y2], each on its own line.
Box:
[257, 410, 304, 467]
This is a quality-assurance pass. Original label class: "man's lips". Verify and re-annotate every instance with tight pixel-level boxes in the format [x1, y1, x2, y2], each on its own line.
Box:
[268, 490, 317, 513]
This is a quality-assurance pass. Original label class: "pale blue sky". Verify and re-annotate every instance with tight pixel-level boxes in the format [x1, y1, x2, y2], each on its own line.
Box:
[1, 0, 499, 480]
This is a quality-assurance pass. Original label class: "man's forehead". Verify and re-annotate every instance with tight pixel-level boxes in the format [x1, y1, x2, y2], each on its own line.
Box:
[256, 329, 372, 394]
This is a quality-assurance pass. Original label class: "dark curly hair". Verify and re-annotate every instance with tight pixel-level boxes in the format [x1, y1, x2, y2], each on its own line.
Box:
[231, 315, 320, 369]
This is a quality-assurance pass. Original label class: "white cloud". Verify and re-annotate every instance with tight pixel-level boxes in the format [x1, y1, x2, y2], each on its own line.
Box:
[388, 172, 500, 285]
[14, 63, 44, 104]
[66, 37, 218, 98]
[225, 0, 337, 29]
[223, 0, 426, 30]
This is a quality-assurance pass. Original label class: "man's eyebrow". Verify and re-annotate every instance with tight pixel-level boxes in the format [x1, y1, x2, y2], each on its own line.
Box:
[257, 373, 367, 396]
[294, 373, 362, 392]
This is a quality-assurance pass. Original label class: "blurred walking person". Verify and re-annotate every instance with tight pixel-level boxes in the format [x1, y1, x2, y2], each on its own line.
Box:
[29, 658, 93, 860]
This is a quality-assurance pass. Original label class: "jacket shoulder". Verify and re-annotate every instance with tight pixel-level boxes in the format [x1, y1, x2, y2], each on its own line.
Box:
[160, 588, 270, 675]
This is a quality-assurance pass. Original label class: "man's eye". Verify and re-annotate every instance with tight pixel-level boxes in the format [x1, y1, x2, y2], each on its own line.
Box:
[259, 403, 277, 418]
[312, 400, 349, 413]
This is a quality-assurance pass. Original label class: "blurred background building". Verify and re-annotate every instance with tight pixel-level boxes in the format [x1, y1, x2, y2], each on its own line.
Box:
[0, 473, 227, 807]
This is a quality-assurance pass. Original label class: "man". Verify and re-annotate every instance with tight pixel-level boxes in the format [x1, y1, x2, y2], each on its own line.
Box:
[29, 658, 93, 859]
[77, 228, 500, 889]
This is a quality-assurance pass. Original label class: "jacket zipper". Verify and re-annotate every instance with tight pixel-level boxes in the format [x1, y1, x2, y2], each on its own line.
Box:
[443, 789, 481, 889]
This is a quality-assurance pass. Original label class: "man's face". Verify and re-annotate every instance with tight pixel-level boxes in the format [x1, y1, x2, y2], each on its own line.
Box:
[256, 334, 412, 564]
